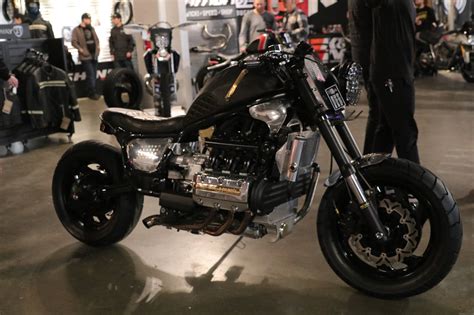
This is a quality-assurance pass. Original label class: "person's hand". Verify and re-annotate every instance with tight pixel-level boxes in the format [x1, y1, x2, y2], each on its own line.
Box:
[111, 54, 115, 61]
[240, 46, 247, 53]
[8, 75, 18, 88]
[416, 17, 422, 26]
[126, 52, 132, 59]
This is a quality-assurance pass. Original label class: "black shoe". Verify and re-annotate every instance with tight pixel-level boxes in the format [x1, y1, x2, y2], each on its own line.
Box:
[88, 94, 101, 100]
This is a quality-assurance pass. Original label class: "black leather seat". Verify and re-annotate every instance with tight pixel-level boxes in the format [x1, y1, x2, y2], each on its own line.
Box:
[101, 108, 185, 135]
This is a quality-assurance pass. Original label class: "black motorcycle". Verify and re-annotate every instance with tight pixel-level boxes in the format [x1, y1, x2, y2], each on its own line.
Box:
[52, 42, 462, 299]
[416, 19, 474, 82]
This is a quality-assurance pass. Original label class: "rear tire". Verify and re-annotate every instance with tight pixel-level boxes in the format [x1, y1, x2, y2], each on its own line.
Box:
[317, 158, 462, 299]
[52, 141, 143, 247]
[103, 68, 143, 109]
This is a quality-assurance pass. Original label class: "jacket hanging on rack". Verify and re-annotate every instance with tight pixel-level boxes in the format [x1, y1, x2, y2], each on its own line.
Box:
[14, 52, 81, 130]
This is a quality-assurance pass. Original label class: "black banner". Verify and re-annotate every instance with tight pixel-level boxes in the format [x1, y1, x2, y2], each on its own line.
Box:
[0, 24, 31, 40]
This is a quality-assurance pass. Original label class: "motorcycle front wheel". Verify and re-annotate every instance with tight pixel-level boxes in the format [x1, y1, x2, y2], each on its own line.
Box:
[52, 141, 143, 247]
[317, 158, 462, 299]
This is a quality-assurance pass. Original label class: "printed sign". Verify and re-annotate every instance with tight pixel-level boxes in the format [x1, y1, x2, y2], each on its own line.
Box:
[309, 35, 346, 66]
[186, 5, 237, 20]
[325, 84, 346, 111]
[0, 24, 31, 40]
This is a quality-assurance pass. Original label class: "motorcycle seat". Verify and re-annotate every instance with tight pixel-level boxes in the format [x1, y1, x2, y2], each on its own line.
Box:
[101, 108, 185, 135]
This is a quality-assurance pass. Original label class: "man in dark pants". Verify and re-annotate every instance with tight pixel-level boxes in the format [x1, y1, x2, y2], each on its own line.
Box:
[72, 13, 101, 100]
[348, 0, 378, 155]
[109, 13, 135, 70]
[367, 0, 420, 164]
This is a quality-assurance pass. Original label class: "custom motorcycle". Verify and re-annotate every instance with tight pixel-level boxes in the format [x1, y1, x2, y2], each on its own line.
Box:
[52, 42, 462, 299]
[416, 19, 474, 82]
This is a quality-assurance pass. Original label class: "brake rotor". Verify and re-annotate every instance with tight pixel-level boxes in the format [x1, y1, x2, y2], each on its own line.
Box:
[348, 199, 420, 270]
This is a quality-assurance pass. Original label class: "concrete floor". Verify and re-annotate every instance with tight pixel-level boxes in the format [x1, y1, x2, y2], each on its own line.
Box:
[0, 72, 473, 315]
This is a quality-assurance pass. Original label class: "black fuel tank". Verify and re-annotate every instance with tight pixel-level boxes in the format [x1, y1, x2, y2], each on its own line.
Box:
[186, 65, 284, 123]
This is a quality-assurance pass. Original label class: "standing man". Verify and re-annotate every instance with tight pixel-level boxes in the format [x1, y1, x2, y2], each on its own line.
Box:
[368, 0, 420, 163]
[282, 0, 309, 43]
[25, 0, 54, 39]
[348, 0, 379, 154]
[72, 13, 101, 100]
[415, 0, 437, 33]
[109, 13, 135, 70]
[239, 0, 276, 53]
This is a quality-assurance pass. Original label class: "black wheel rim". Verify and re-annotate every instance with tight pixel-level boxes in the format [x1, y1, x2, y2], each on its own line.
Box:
[61, 162, 117, 231]
[329, 177, 442, 281]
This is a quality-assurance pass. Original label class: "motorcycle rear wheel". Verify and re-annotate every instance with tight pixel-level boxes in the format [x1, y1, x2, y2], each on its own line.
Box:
[52, 141, 143, 247]
[317, 158, 462, 299]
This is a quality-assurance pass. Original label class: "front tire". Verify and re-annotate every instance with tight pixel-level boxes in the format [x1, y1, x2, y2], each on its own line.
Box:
[317, 158, 462, 299]
[52, 141, 143, 247]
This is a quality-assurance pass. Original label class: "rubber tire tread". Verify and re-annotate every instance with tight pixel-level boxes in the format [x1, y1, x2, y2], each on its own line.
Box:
[52, 140, 143, 247]
[103, 68, 143, 109]
[317, 158, 462, 299]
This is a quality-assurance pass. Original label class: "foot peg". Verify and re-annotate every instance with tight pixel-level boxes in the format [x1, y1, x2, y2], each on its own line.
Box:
[143, 215, 161, 229]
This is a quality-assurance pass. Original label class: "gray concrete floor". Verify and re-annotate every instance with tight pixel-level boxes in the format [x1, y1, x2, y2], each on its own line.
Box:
[0, 72, 473, 315]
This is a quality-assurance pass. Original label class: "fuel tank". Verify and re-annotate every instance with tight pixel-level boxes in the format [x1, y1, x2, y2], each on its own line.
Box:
[186, 65, 285, 123]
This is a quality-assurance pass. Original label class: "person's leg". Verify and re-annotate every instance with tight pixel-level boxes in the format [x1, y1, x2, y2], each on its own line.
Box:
[372, 80, 395, 155]
[373, 78, 419, 163]
[391, 79, 419, 163]
[124, 59, 134, 70]
[91, 59, 98, 94]
[82, 60, 95, 96]
[363, 80, 379, 154]
[113, 60, 122, 68]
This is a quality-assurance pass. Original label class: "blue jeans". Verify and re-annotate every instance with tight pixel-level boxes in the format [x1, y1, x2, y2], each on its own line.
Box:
[82, 59, 98, 95]
[114, 59, 133, 70]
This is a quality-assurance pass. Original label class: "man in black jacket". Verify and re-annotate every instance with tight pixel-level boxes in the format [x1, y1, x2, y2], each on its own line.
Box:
[366, 0, 420, 164]
[25, 0, 54, 39]
[109, 13, 135, 69]
[348, 0, 378, 155]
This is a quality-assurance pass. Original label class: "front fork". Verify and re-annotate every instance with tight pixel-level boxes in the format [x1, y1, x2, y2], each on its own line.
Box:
[318, 114, 388, 241]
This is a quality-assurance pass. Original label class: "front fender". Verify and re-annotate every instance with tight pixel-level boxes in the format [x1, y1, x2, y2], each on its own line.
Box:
[324, 153, 390, 188]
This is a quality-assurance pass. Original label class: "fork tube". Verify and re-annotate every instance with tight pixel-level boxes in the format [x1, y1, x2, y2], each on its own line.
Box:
[317, 115, 388, 242]
[333, 121, 362, 160]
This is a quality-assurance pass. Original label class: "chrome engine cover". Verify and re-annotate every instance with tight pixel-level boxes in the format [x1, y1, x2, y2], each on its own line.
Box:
[193, 174, 251, 212]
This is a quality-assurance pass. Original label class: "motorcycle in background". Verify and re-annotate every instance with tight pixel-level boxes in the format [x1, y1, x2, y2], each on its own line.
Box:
[143, 22, 196, 117]
[416, 19, 474, 82]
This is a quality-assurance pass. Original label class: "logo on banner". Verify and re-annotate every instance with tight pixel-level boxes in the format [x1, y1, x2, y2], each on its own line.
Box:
[442, 0, 467, 14]
[12, 25, 24, 38]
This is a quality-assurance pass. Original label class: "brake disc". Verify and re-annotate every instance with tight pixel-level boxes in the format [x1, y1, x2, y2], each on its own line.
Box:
[348, 199, 420, 270]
